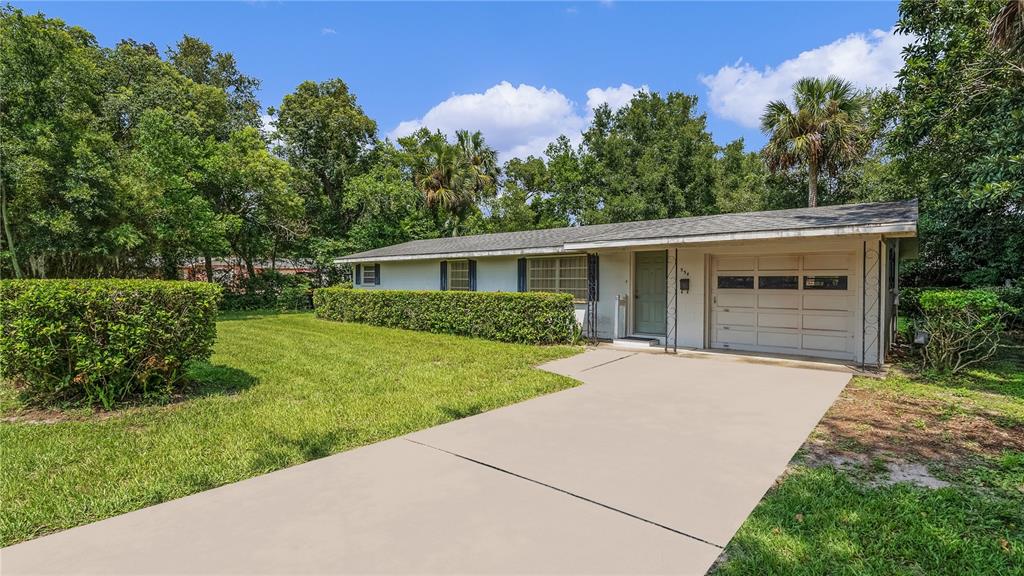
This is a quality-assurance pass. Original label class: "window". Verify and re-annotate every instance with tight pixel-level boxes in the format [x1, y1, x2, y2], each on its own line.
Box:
[758, 275, 798, 289]
[361, 265, 376, 285]
[528, 256, 588, 300]
[804, 275, 848, 290]
[448, 260, 470, 291]
[717, 275, 754, 289]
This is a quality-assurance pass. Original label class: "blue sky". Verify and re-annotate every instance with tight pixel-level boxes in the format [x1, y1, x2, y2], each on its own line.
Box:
[22, 1, 905, 160]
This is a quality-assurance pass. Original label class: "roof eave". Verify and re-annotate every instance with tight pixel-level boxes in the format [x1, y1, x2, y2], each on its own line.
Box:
[562, 222, 918, 251]
[334, 245, 572, 264]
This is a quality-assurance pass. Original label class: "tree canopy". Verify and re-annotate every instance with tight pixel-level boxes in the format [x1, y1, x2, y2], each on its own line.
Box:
[1, 2, 1020, 290]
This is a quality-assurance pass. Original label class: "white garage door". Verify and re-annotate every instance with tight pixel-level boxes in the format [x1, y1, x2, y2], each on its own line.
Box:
[711, 253, 856, 360]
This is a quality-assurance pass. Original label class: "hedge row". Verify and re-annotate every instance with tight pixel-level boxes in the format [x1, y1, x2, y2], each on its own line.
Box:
[313, 288, 579, 344]
[0, 279, 221, 408]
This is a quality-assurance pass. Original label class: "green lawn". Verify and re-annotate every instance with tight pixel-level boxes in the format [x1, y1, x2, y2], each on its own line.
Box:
[0, 312, 580, 547]
[714, 347, 1024, 575]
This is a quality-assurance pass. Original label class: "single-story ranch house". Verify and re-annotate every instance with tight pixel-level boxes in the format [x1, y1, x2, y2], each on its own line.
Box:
[336, 200, 918, 366]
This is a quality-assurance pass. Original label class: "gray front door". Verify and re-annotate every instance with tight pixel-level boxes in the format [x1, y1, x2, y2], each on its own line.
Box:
[634, 251, 667, 334]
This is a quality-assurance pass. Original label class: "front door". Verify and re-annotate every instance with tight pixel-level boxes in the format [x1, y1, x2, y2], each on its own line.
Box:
[634, 251, 667, 334]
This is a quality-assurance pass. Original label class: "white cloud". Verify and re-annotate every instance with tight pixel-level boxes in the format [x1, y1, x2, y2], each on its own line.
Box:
[586, 83, 647, 113]
[389, 81, 645, 161]
[700, 28, 911, 128]
[321, 27, 336, 35]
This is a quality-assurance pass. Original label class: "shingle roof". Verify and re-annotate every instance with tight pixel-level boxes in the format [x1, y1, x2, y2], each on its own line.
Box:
[336, 199, 918, 263]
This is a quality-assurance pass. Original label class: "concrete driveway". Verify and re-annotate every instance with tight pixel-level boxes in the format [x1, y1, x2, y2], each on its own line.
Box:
[2, 350, 849, 575]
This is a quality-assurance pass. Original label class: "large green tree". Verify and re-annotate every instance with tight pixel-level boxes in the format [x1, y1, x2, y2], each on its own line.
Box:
[760, 76, 869, 208]
[271, 79, 377, 240]
[167, 35, 261, 134]
[887, 0, 1024, 286]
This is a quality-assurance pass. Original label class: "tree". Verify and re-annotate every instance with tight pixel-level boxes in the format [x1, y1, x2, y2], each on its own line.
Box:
[167, 35, 261, 135]
[0, 8, 119, 278]
[402, 128, 498, 236]
[201, 127, 302, 278]
[712, 139, 767, 214]
[991, 0, 1024, 68]
[548, 91, 719, 225]
[342, 141, 433, 253]
[886, 0, 1024, 286]
[760, 76, 868, 207]
[488, 156, 566, 232]
[271, 79, 377, 239]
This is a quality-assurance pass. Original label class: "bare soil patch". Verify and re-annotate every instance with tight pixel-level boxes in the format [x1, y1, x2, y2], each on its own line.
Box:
[804, 382, 1024, 467]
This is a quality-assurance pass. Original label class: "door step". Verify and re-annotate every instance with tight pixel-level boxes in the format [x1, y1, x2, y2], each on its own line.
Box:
[611, 337, 661, 349]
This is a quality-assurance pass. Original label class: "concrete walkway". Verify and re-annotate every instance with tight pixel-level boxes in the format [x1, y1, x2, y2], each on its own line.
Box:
[2, 350, 850, 575]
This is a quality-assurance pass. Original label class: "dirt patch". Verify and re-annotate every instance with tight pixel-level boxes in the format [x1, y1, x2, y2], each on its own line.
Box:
[805, 383, 1024, 466]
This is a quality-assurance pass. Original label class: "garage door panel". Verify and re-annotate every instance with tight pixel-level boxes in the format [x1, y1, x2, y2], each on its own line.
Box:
[715, 327, 755, 346]
[716, 257, 755, 271]
[803, 254, 850, 271]
[716, 310, 755, 327]
[803, 315, 850, 332]
[757, 255, 799, 271]
[802, 333, 850, 352]
[717, 293, 755, 308]
[758, 312, 800, 329]
[758, 293, 800, 309]
[712, 252, 857, 361]
[757, 331, 801, 349]
[803, 294, 851, 312]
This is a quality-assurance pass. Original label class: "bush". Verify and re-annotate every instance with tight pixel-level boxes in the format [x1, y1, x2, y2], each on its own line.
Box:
[220, 271, 312, 312]
[918, 289, 1013, 373]
[313, 288, 579, 344]
[0, 279, 221, 408]
[994, 284, 1024, 330]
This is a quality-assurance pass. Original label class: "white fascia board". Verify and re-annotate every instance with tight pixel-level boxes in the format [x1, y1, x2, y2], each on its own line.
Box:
[334, 245, 568, 265]
[562, 222, 917, 251]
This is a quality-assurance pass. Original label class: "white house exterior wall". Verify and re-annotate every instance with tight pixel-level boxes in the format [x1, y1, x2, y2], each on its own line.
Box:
[351, 234, 891, 365]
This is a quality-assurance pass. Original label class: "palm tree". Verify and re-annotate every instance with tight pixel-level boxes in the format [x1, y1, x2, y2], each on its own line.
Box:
[456, 129, 499, 195]
[991, 0, 1024, 68]
[411, 131, 498, 236]
[760, 76, 868, 207]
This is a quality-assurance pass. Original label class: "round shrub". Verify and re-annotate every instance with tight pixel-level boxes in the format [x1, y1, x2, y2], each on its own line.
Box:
[0, 279, 221, 408]
[918, 288, 1013, 373]
[313, 288, 579, 345]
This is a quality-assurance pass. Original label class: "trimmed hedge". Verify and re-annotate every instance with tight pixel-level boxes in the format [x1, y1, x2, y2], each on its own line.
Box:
[313, 288, 579, 344]
[0, 279, 221, 408]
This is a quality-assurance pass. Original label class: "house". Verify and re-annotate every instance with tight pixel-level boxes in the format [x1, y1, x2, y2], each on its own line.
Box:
[180, 258, 316, 286]
[335, 200, 918, 366]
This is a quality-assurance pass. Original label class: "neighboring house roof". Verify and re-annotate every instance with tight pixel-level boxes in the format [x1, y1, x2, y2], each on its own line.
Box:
[335, 199, 918, 264]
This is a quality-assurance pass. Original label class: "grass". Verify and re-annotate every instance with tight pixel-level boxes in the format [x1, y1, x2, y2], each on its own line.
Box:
[713, 345, 1024, 575]
[0, 312, 580, 547]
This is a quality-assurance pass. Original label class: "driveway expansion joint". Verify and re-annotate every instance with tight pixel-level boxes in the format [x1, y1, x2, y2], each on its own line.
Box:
[579, 352, 637, 373]
[404, 437, 726, 550]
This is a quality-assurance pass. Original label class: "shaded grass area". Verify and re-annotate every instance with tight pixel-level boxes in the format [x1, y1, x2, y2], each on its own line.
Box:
[715, 348, 1024, 575]
[0, 313, 580, 546]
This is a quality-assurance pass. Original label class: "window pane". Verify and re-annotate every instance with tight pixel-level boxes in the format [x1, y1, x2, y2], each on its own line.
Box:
[448, 260, 470, 291]
[362, 266, 376, 284]
[528, 256, 588, 300]
[758, 275, 798, 289]
[558, 256, 588, 300]
[528, 258, 556, 292]
[717, 275, 754, 289]
[804, 275, 848, 290]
